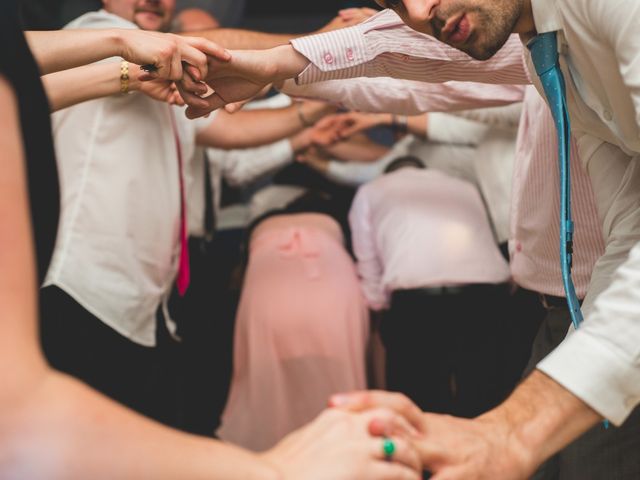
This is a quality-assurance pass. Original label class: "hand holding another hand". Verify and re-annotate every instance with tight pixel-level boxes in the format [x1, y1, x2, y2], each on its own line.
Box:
[261, 408, 422, 480]
[117, 30, 231, 82]
[177, 45, 310, 119]
[330, 390, 536, 480]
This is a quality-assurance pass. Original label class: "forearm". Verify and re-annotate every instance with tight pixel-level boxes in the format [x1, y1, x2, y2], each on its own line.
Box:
[191, 28, 296, 50]
[290, 11, 530, 86]
[200, 102, 331, 149]
[481, 370, 600, 470]
[281, 78, 527, 115]
[5, 370, 278, 480]
[42, 61, 148, 112]
[25, 29, 126, 75]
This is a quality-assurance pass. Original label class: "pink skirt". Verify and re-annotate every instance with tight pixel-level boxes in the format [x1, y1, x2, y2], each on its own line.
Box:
[217, 216, 369, 451]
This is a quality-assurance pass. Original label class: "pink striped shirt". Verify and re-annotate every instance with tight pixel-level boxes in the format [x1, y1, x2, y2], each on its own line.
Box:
[288, 17, 604, 297]
[283, 77, 527, 115]
[510, 87, 604, 298]
[291, 9, 530, 86]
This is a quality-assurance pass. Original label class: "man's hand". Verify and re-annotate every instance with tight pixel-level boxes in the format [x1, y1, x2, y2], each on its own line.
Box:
[308, 115, 345, 146]
[117, 30, 230, 81]
[178, 45, 309, 119]
[324, 112, 390, 139]
[330, 370, 602, 480]
[329, 390, 535, 480]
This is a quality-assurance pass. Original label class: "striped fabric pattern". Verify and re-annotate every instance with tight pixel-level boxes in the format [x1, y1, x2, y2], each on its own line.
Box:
[291, 9, 531, 86]
[510, 87, 604, 297]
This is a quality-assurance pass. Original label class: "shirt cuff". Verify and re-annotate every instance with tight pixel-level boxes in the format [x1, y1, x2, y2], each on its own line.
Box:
[537, 329, 640, 426]
[291, 25, 369, 84]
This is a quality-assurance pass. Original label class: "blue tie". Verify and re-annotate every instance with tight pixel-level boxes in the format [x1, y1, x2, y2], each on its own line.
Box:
[528, 32, 584, 330]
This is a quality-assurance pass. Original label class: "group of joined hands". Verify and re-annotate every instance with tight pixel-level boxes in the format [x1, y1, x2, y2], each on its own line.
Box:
[109, 15, 541, 479]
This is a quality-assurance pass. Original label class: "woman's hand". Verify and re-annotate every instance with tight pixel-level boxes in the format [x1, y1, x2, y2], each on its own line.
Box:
[261, 408, 422, 480]
[116, 30, 231, 81]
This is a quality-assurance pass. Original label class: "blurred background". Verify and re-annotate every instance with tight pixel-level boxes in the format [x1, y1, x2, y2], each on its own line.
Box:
[20, 0, 374, 31]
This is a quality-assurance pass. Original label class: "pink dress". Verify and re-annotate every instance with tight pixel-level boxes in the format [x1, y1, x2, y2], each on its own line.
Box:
[217, 213, 369, 451]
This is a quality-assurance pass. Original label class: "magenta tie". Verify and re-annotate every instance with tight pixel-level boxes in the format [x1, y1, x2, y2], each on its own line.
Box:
[169, 109, 190, 295]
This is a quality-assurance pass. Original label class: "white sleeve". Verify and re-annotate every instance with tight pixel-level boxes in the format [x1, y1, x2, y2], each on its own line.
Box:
[209, 139, 293, 187]
[324, 136, 413, 186]
[537, 139, 640, 425]
[426, 112, 489, 145]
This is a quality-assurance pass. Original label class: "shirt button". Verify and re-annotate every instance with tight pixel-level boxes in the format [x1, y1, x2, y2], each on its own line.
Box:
[323, 52, 334, 65]
[603, 109, 613, 122]
[345, 48, 354, 61]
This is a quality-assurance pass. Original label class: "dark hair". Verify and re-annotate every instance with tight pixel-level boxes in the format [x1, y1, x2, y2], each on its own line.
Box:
[383, 155, 426, 174]
[383, 0, 402, 7]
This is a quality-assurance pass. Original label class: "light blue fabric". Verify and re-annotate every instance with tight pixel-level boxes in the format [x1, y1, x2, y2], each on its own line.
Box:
[528, 32, 584, 329]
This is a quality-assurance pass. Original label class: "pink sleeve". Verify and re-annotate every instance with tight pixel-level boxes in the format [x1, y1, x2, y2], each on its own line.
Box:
[281, 77, 527, 114]
[349, 187, 389, 310]
[290, 9, 531, 86]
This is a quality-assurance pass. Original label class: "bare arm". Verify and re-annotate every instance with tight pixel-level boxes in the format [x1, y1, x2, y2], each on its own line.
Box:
[41, 61, 181, 112]
[331, 370, 601, 480]
[25, 29, 229, 80]
[0, 73, 423, 480]
[196, 101, 335, 149]
[191, 28, 296, 50]
[189, 12, 367, 50]
[0, 72, 280, 480]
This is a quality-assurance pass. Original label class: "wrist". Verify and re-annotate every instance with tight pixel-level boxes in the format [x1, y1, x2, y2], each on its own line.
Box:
[127, 63, 143, 91]
[273, 45, 311, 81]
[110, 28, 127, 59]
[479, 370, 599, 474]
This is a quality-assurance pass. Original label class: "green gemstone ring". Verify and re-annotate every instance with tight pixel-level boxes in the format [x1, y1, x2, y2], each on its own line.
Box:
[382, 437, 396, 461]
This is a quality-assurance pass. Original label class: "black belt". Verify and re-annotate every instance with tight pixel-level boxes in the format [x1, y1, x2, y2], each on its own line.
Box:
[392, 284, 505, 301]
[539, 293, 583, 309]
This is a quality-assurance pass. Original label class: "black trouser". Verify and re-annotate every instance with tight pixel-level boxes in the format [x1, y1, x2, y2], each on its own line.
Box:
[381, 284, 511, 418]
[168, 232, 241, 436]
[525, 303, 640, 480]
[39, 285, 181, 428]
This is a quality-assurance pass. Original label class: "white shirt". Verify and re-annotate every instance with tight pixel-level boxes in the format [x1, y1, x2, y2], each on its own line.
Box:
[289, 7, 639, 423]
[185, 94, 295, 234]
[527, 0, 640, 425]
[349, 168, 510, 310]
[45, 10, 211, 346]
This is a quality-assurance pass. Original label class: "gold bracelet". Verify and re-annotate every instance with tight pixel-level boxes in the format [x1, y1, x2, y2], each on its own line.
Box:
[120, 60, 130, 94]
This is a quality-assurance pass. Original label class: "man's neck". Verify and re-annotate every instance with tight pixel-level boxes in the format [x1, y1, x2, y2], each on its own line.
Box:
[513, 0, 537, 38]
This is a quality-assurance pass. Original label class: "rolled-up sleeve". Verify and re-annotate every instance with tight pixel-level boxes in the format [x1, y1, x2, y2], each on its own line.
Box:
[538, 240, 640, 425]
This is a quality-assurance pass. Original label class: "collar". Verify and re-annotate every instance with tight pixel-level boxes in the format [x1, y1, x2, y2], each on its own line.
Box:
[530, 0, 562, 34]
